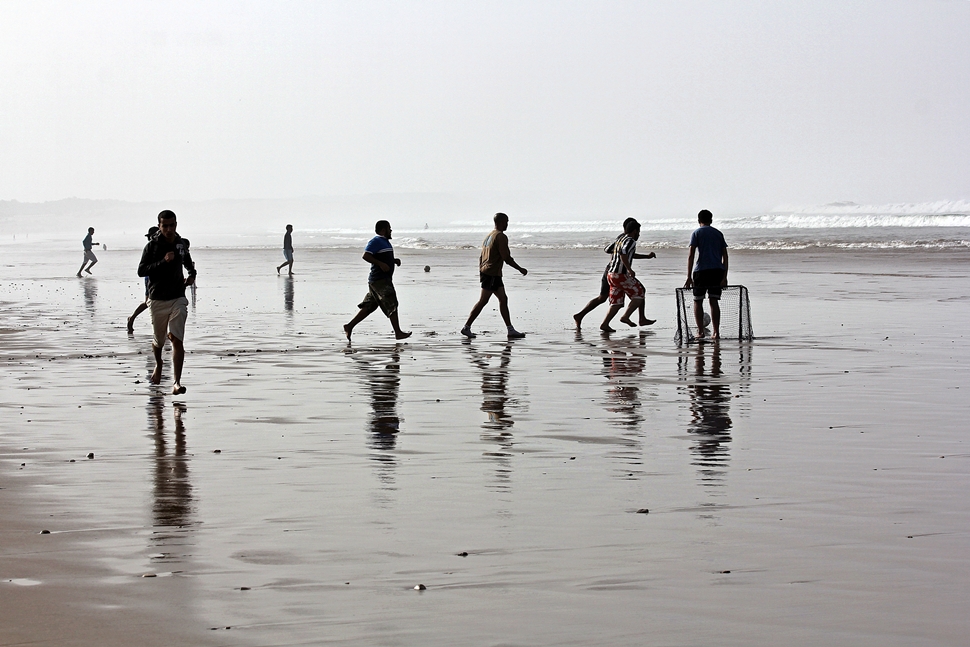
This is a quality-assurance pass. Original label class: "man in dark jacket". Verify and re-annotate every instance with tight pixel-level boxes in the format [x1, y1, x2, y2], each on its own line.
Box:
[138, 210, 196, 394]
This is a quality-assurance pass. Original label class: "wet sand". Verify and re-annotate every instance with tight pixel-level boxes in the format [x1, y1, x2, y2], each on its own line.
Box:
[2, 245, 969, 646]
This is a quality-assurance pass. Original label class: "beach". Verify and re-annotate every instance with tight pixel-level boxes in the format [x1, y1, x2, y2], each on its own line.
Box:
[2, 244, 969, 646]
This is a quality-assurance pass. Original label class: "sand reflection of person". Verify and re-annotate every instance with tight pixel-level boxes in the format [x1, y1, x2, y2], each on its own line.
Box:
[147, 395, 194, 558]
[82, 278, 97, 315]
[682, 343, 733, 487]
[355, 350, 402, 489]
[283, 276, 294, 313]
[467, 342, 516, 488]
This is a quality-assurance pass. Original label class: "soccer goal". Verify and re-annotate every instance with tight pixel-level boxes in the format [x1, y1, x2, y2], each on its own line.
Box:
[675, 285, 753, 345]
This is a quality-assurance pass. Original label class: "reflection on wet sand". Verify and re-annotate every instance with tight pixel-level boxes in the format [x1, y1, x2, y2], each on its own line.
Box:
[467, 342, 516, 489]
[82, 279, 97, 315]
[354, 349, 402, 491]
[679, 343, 745, 488]
[601, 332, 648, 430]
[283, 276, 294, 313]
[147, 395, 195, 561]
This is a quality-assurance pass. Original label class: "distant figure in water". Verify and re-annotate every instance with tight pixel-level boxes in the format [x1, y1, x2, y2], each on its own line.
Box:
[128, 226, 160, 332]
[461, 212, 528, 339]
[685, 209, 729, 340]
[276, 224, 294, 275]
[600, 219, 657, 332]
[77, 227, 99, 276]
[344, 220, 411, 341]
[138, 210, 197, 395]
[573, 218, 655, 328]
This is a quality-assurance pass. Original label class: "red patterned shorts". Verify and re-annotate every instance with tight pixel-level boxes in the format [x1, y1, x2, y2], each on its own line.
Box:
[606, 273, 645, 306]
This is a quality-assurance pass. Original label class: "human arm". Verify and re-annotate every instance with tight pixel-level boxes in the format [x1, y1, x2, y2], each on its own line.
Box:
[137, 243, 166, 278]
[720, 247, 729, 287]
[619, 251, 635, 278]
[182, 245, 197, 286]
[632, 252, 655, 260]
[362, 251, 391, 273]
[498, 233, 527, 276]
[684, 246, 696, 288]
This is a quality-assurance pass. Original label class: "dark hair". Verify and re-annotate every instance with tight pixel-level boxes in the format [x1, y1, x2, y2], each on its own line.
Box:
[494, 212, 508, 224]
[146, 226, 159, 239]
[286, 224, 293, 230]
[157, 210, 177, 223]
[375, 220, 391, 234]
[698, 209, 713, 224]
[623, 218, 640, 234]
[87, 227, 95, 233]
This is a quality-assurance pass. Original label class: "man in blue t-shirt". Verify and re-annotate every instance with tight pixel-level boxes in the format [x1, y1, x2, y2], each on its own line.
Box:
[685, 209, 729, 340]
[344, 220, 412, 341]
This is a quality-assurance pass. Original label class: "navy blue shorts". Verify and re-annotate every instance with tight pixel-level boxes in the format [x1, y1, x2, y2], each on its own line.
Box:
[480, 273, 505, 292]
[599, 271, 609, 298]
[692, 269, 725, 301]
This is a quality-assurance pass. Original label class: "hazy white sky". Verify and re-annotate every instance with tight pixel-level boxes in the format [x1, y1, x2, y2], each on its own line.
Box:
[1, 0, 968, 213]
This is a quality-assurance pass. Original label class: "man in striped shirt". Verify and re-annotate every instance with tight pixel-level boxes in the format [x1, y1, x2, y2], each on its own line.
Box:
[601, 219, 656, 332]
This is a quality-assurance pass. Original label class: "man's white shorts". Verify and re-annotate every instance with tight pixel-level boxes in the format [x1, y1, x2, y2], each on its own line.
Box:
[148, 297, 189, 347]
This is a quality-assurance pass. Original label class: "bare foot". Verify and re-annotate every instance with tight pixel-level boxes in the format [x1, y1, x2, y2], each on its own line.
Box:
[277, 266, 281, 275]
[173, 384, 187, 395]
[618, 317, 636, 327]
[600, 324, 615, 333]
[638, 318, 656, 326]
[573, 314, 582, 328]
[150, 366, 162, 385]
[343, 324, 353, 341]
[395, 331, 412, 340]
[76, 273, 82, 278]
[126, 316, 135, 333]
[85, 269, 93, 275]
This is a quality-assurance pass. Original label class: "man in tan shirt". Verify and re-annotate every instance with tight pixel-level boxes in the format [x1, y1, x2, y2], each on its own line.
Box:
[461, 213, 528, 339]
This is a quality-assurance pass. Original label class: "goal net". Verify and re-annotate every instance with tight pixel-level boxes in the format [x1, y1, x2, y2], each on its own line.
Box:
[675, 285, 753, 345]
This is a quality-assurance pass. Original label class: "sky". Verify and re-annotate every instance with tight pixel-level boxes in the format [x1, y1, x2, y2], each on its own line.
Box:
[1, 0, 968, 215]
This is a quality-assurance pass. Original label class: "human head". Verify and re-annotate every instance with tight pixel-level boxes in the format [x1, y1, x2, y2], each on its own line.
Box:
[698, 209, 713, 225]
[145, 226, 159, 239]
[157, 210, 177, 241]
[494, 212, 509, 231]
[375, 220, 391, 238]
[88, 227, 94, 234]
[286, 224, 293, 232]
[623, 218, 640, 235]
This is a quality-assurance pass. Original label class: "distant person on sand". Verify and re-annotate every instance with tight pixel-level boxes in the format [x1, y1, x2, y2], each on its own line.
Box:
[127, 226, 159, 332]
[277, 224, 294, 275]
[461, 212, 528, 339]
[685, 209, 729, 340]
[138, 211, 197, 395]
[600, 219, 657, 332]
[344, 220, 411, 341]
[77, 227, 99, 276]
[573, 218, 656, 328]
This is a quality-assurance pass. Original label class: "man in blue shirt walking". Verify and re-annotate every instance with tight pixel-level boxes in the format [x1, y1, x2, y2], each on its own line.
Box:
[344, 220, 412, 341]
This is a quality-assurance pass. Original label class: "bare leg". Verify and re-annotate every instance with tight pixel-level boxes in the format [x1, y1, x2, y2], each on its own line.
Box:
[344, 308, 372, 340]
[601, 304, 622, 332]
[710, 298, 721, 340]
[128, 301, 148, 332]
[693, 300, 705, 337]
[151, 344, 163, 384]
[170, 334, 186, 394]
[574, 295, 607, 328]
[637, 301, 655, 326]
[85, 259, 96, 274]
[389, 312, 412, 340]
[77, 261, 86, 277]
[495, 288, 512, 327]
[464, 290, 493, 329]
[619, 297, 643, 327]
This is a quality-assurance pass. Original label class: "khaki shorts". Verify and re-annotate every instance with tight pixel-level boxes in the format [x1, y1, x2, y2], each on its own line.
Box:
[358, 279, 398, 317]
[149, 297, 189, 347]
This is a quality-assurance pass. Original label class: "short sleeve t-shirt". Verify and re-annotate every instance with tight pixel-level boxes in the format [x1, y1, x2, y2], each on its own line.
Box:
[365, 235, 395, 283]
[606, 234, 636, 274]
[689, 226, 727, 272]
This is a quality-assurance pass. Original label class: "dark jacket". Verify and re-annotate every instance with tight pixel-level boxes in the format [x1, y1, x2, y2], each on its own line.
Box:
[138, 234, 196, 301]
